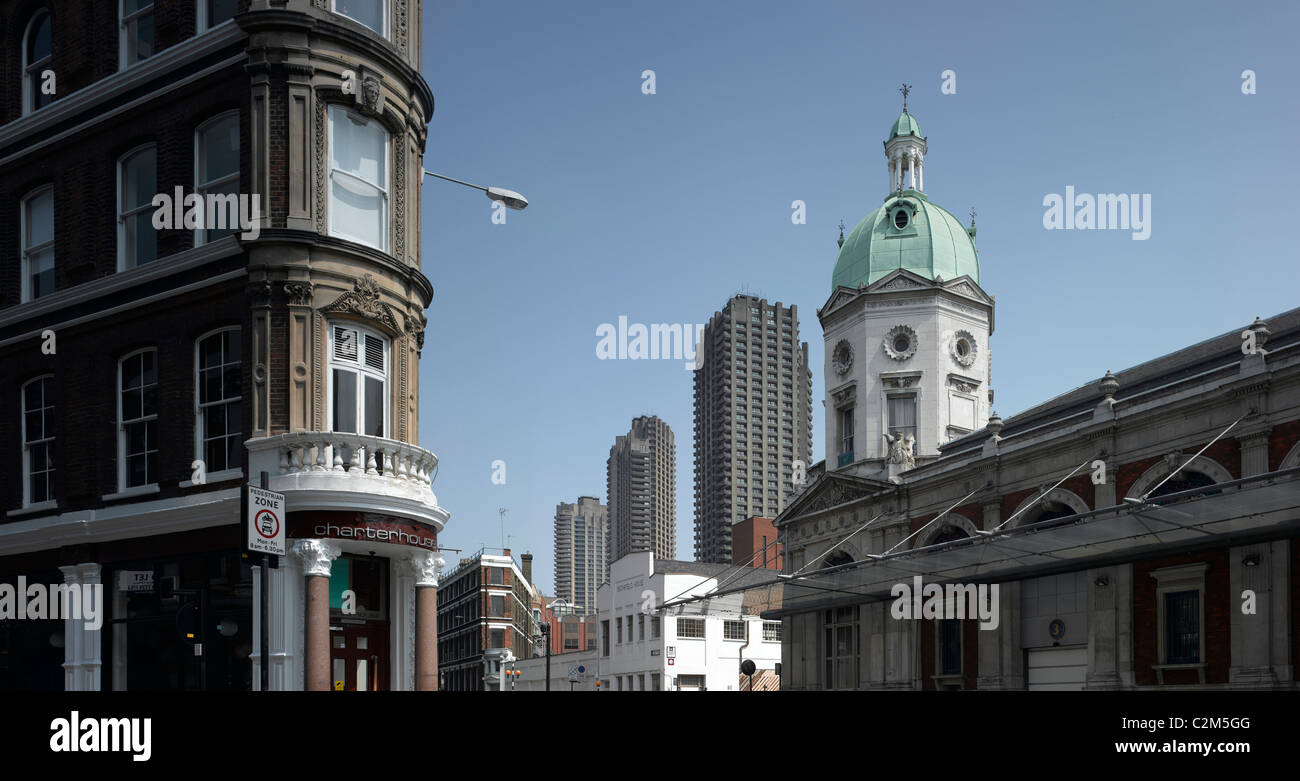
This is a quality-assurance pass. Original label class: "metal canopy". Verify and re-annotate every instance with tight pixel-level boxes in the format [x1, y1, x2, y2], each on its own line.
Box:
[658, 469, 1300, 619]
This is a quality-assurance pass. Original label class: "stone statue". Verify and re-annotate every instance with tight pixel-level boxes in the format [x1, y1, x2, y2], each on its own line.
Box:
[883, 430, 916, 468]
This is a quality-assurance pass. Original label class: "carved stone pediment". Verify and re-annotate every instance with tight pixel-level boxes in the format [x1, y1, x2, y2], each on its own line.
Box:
[784, 475, 883, 519]
[320, 275, 400, 333]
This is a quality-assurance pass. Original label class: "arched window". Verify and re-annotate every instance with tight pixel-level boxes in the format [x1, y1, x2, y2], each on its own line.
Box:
[118, 349, 159, 489]
[195, 328, 242, 474]
[1026, 500, 1077, 525]
[932, 525, 970, 545]
[118, 145, 158, 269]
[23, 10, 53, 114]
[195, 112, 241, 245]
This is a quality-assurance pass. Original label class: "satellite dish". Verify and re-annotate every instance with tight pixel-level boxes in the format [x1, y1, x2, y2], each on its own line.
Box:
[740, 659, 756, 676]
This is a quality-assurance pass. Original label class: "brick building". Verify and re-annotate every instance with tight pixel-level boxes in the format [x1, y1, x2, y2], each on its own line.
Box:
[0, 0, 449, 691]
[436, 548, 546, 691]
[731, 515, 782, 571]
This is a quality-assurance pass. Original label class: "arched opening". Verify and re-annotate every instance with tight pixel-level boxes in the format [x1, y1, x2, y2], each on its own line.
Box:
[1149, 469, 1219, 500]
[822, 550, 853, 569]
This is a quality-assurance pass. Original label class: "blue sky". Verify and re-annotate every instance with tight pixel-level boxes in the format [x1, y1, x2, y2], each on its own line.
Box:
[415, 0, 1300, 593]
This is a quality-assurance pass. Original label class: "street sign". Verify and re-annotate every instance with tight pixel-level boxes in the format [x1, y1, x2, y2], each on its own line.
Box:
[568, 665, 583, 683]
[247, 486, 286, 556]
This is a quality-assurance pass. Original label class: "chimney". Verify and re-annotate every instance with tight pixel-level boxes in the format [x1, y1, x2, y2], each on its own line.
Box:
[521, 553, 533, 585]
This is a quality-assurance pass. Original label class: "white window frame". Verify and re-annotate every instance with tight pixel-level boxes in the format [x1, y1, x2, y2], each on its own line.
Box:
[197, 0, 237, 33]
[675, 617, 705, 640]
[326, 321, 389, 438]
[117, 348, 159, 492]
[194, 111, 241, 247]
[23, 10, 53, 115]
[327, 105, 390, 252]
[21, 375, 55, 508]
[20, 185, 55, 303]
[1151, 562, 1209, 681]
[723, 620, 746, 641]
[191, 327, 243, 484]
[331, 0, 389, 38]
[119, 0, 156, 69]
[117, 144, 157, 271]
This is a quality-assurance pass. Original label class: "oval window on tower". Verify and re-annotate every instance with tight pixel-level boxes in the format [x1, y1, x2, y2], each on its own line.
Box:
[893, 209, 909, 230]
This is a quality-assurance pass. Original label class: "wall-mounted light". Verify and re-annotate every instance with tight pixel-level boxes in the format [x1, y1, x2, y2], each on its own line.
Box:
[1094, 575, 1109, 587]
[1243, 554, 1261, 568]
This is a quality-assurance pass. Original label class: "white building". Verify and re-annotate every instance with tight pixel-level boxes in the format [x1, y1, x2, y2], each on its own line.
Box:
[513, 552, 782, 691]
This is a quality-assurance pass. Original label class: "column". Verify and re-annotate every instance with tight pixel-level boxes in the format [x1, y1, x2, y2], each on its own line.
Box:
[408, 551, 444, 691]
[1229, 541, 1292, 687]
[293, 539, 340, 691]
[888, 157, 895, 194]
[917, 158, 924, 192]
[1236, 429, 1272, 478]
[976, 581, 1024, 689]
[908, 153, 916, 190]
[58, 563, 102, 691]
[1086, 564, 1133, 689]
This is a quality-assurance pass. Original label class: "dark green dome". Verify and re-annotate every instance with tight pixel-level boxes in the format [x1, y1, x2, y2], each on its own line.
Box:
[832, 192, 979, 289]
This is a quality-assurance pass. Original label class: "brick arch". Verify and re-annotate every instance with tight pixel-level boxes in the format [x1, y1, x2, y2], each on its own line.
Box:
[1126, 455, 1233, 500]
[1006, 487, 1090, 529]
[917, 515, 979, 548]
[1280, 440, 1300, 471]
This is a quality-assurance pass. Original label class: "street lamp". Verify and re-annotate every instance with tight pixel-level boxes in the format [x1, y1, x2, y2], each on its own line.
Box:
[421, 169, 529, 210]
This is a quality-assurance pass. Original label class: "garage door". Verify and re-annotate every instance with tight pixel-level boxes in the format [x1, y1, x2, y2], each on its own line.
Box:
[1027, 645, 1087, 691]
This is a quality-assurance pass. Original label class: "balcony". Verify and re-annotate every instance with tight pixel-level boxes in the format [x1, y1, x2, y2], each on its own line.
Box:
[246, 431, 450, 530]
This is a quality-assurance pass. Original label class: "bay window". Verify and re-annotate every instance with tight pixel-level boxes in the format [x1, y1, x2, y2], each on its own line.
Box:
[330, 323, 387, 437]
[328, 105, 389, 252]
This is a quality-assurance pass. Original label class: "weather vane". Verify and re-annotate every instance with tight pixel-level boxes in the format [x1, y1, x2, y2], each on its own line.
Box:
[900, 82, 912, 113]
[837, 220, 847, 248]
[969, 207, 977, 226]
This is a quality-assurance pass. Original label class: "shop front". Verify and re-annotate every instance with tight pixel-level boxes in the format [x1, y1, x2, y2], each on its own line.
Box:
[254, 511, 443, 691]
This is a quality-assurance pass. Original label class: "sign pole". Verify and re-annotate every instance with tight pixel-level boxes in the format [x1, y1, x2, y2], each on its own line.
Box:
[260, 471, 270, 693]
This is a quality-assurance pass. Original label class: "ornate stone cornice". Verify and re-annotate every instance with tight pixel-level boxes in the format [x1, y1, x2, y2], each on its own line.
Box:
[293, 539, 341, 578]
[320, 275, 401, 332]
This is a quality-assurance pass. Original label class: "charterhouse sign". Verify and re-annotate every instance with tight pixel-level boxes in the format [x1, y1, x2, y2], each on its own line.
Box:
[287, 512, 439, 551]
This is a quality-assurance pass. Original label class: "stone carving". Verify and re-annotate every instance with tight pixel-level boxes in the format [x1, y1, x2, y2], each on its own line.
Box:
[293, 539, 341, 578]
[249, 279, 272, 305]
[831, 339, 854, 375]
[831, 384, 857, 408]
[883, 324, 919, 361]
[950, 329, 978, 368]
[321, 275, 400, 332]
[798, 481, 873, 515]
[393, 142, 405, 261]
[396, 0, 408, 48]
[881, 276, 922, 291]
[408, 551, 445, 587]
[884, 430, 916, 467]
[284, 282, 314, 306]
[314, 99, 326, 234]
[361, 75, 382, 114]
